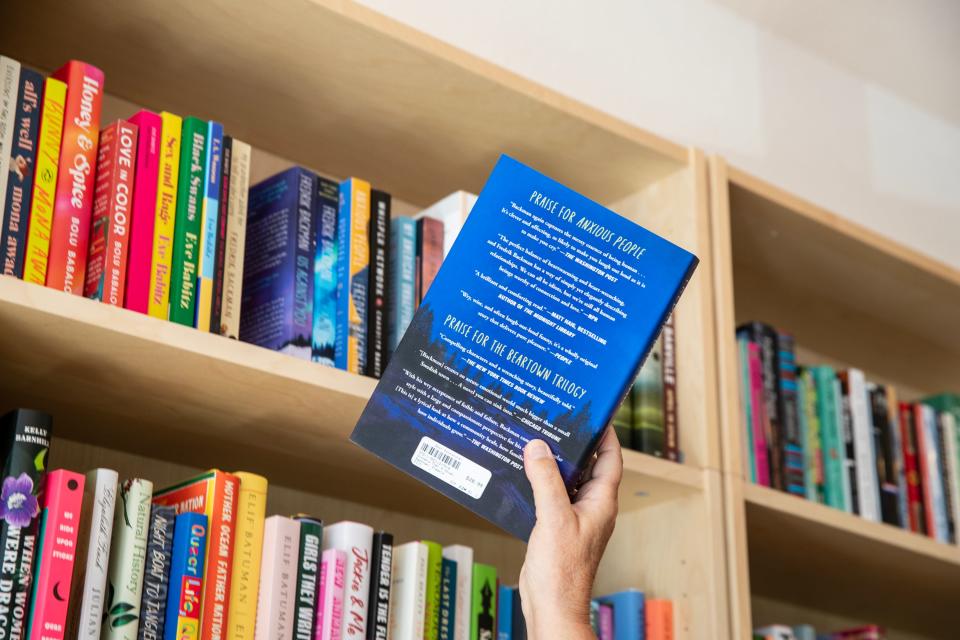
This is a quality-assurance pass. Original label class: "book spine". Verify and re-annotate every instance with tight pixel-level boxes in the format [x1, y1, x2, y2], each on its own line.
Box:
[417, 216, 443, 303]
[195, 122, 223, 332]
[367, 190, 391, 378]
[226, 472, 267, 640]
[366, 532, 393, 640]
[941, 412, 960, 543]
[168, 116, 207, 326]
[441, 546, 472, 640]
[163, 512, 208, 640]
[22, 78, 66, 285]
[293, 518, 322, 640]
[917, 405, 948, 540]
[496, 586, 512, 640]
[254, 516, 299, 640]
[103, 479, 154, 640]
[389, 543, 426, 640]
[645, 599, 674, 640]
[316, 549, 346, 640]
[322, 521, 373, 639]
[0, 409, 53, 640]
[312, 178, 339, 366]
[334, 179, 351, 371]
[2, 68, 42, 277]
[838, 374, 859, 514]
[899, 403, 926, 533]
[799, 369, 822, 502]
[26, 469, 84, 640]
[124, 110, 162, 313]
[0, 57, 21, 232]
[147, 112, 182, 319]
[597, 604, 613, 640]
[283, 170, 317, 359]
[336, 178, 370, 374]
[199, 472, 239, 640]
[218, 139, 250, 339]
[776, 333, 804, 496]
[389, 217, 418, 353]
[740, 323, 785, 491]
[470, 564, 497, 640]
[422, 540, 442, 640]
[631, 332, 664, 456]
[662, 313, 679, 461]
[136, 505, 176, 640]
[870, 385, 901, 527]
[747, 342, 770, 487]
[848, 370, 881, 521]
[438, 558, 456, 640]
[885, 388, 910, 531]
[736, 337, 756, 481]
[47, 61, 103, 294]
[937, 412, 957, 543]
[209, 136, 232, 333]
[84, 121, 137, 305]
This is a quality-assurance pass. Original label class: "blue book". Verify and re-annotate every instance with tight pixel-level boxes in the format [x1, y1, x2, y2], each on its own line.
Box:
[240, 167, 317, 359]
[312, 177, 339, 366]
[1, 67, 43, 277]
[164, 512, 208, 640]
[597, 589, 645, 640]
[350, 155, 698, 540]
[196, 121, 223, 330]
[920, 404, 950, 541]
[334, 177, 370, 374]
[510, 588, 526, 640]
[439, 557, 457, 640]
[389, 216, 418, 353]
[137, 505, 176, 640]
[497, 585, 513, 640]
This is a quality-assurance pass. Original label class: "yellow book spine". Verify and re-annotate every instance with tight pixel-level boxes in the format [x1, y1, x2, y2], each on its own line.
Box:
[22, 78, 67, 285]
[348, 178, 371, 373]
[147, 112, 182, 319]
[226, 472, 268, 640]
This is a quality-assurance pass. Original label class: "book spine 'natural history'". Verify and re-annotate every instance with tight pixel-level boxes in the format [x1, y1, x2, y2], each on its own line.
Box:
[46, 60, 103, 294]
[22, 77, 66, 285]
[335, 177, 371, 374]
[388, 216, 417, 353]
[124, 110, 162, 313]
[312, 178, 339, 365]
[254, 516, 299, 640]
[137, 505, 176, 640]
[2, 67, 43, 277]
[218, 139, 250, 339]
[226, 472, 266, 640]
[195, 121, 223, 332]
[293, 517, 323, 640]
[103, 478, 154, 640]
[0, 57, 21, 233]
[168, 116, 207, 326]
[366, 532, 393, 640]
[164, 512, 207, 640]
[367, 190, 391, 378]
[209, 136, 232, 333]
[147, 112, 182, 319]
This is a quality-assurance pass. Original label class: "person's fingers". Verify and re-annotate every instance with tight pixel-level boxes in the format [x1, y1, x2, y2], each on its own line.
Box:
[524, 439, 570, 523]
[574, 427, 623, 509]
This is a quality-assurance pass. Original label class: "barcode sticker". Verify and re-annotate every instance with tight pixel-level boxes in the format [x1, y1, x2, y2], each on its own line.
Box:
[411, 436, 491, 500]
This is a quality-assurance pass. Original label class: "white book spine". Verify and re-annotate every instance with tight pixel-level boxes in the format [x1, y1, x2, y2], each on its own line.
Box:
[920, 406, 949, 542]
[848, 369, 881, 521]
[221, 138, 251, 339]
[442, 544, 473, 640]
[0, 56, 22, 227]
[390, 542, 428, 640]
[833, 378, 853, 513]
[941, 412, 960, 545]
[322, 521, 374, 640]
[256, 516, 301, 640]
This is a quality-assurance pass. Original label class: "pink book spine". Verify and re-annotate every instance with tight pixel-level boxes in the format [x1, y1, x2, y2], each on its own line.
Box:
[123, 109, 162, 313]
[598, 603, 614, 640]
[318, 549, 346, 640]
[747, 343, 771, 487]
[29, 470, 86, 640]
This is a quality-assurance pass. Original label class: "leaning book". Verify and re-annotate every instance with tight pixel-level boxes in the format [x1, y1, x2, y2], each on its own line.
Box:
[350, 155, 698, 539]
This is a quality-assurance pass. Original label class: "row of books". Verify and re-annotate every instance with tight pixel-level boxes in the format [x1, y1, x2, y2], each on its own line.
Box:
[611, 314, 680, 460]
[756, 623, 884, 640]
[736, 321, 960, 543]
[590, 590, 674, 640]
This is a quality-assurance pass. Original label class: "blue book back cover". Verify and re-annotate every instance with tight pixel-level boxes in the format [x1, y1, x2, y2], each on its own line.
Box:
[597, 590, 645, 640]
[164, 512, 208, 640]
[350, 155, 698, 539]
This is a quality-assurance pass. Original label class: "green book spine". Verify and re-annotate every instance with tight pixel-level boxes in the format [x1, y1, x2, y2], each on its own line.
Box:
[470, 563, 497, 640]
[813, 367, 846, 511]
[737, 337, 756, 482]
[421, 540, 443, 640]
[103, 478, 154, 640]
[631, 333, 665, 456]
[800, 369, 823, 503]
[168, 116, 207, 325]
[293, 517, 323, 640]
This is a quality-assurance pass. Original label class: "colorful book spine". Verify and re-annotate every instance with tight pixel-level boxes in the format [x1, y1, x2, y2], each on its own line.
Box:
[441, 545, 472, 640]
[46, 61, 103, 294]
[195, 121, 223, 332]
[869, 384, 902, 527]
[168, 116, 207, 326]
[899, 403, 926, 533]
[838, 373, 860, 514]
[916, 404, 949, 541]
[662, 313, 679, 461]
[316, 548, 346, 640]
[335, 178, 371, 374]
[776, 332, 804, 495]
[737, 337, 756, 481]
[254, 516, 299, 640]
[799, 369, 824, 503]
[597, 589, 644, 640]
[496, 586, 512, 640]
[322, 521, 373, 639]
[885, 387, 910, 529]
[147, 112, 182, 319]
[152, 470, 239, 640]
[312, 178, 339, 366]
[218, 139, 250, 339]
[422, 540, 443, 640]
[137, 505, 176, 640]
[596, 603, 613, 640]
[66, 468, 118, 640]
[737, 323, 784, 491]
[937, 411, 958, 543]
[293, 516, 323, 640]
[164, 512, 208, 640]
[22, 77, 66, 285]
[812, 367, 846, 510]
[389, 542, 427, 640]
[646, 599, 674, 640]
[470, 564, 497, 640]
[417, 216, 443, 303]
[124, 110, 162, 313]
[632, 331, 665, 456]
[747, 342, 771, 487]
[209, 137, 232, 333]
[0, 409, 52, 640]
[2, 67, 43, 277]
[388, 216, 418, 353]
[103, 478, 154, 640]
[83, 120, 137, 305]
[438, 558, 457, 640]
[847, 369, 881, 521]
[26, 469, 84, 640]
[366, 532, 393, 640]
[226, 472, 267, 640]
[0, 57, 21, 232]
[367, 190, 391, 378]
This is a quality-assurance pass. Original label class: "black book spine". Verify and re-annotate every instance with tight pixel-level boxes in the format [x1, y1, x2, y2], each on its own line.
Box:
[292, 516, 322, 640]
[838, 374, 860, 514]
[367, 191, 391, 378]
[209, 136, 232, 334]
[870, 385, 901, 527]
[366, 531, 393, 640]
[0, 408, 52, 639]
[736, 322, 784, 490]
[937, 413, 957, 543]
[662, 313, 678, 461]
[511, 588, 527, 640]
[137, 504, 175, 640]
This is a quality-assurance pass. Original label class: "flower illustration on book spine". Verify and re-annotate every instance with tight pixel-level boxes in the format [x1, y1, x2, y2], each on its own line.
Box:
[0, 473, 39, 528]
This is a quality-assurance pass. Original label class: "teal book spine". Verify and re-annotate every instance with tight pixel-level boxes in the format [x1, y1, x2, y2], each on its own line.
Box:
[737, 336, 756, 482]
[311, 178, 339, 366]
[496, 586, 513, 640]
[388, 216, 417, 354]
[438, 558, 457, 640]
[813, 366, 846, 511]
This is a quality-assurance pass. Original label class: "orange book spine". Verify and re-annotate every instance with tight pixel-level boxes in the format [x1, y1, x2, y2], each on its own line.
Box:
[645, 599, 674, 640]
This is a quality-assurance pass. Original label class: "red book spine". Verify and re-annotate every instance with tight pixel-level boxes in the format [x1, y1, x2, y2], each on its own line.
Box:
[899, 403, 925, 533]
[46, 60, 103, 294]
[913, 404, 936, 537]
[201, 472, 239, 640]
[417, 217, 443, 302]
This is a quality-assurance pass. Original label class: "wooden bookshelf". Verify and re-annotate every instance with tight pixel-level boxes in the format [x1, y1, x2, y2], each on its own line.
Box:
[0, 1, 729, 637]
[709, 155, 960, 639]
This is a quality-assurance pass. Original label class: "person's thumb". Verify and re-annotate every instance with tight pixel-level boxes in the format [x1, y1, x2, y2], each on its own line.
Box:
[524, 439, 570, 524]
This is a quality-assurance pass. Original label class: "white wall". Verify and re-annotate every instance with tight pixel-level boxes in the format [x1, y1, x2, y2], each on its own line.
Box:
[357, 0, 960, 268]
